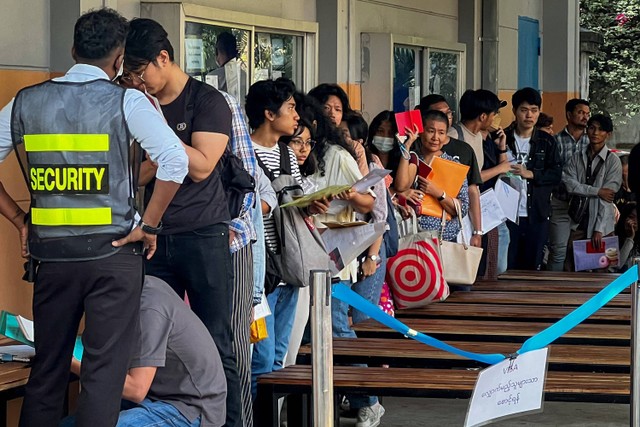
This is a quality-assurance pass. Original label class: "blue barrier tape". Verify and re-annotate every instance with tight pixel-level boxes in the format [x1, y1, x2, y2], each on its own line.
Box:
[517, 265, 638, 354]
[332, 283, 506, 365]
[331, 265, 638, 365]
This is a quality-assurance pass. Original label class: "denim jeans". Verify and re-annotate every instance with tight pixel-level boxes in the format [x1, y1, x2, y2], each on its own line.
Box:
[351, 245, 387, 325]
[251, 284, 299, 399]
[145, 223, 241, 427]
[60, 399, 200, 427]
[331, 280, 378, 409]
[497, 222, 510, 275]
[547, 197, 571, 271]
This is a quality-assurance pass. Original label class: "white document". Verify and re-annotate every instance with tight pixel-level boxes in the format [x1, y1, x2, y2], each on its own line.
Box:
[322, 222, 386, 276]
[17, 315, 34, 342]
[352, 169, 391, 193]
[205, 74, 219, 89]
[0, 344, 35, 359]
[253, 293, 272, 321]
[184, 37, 204, 73]
[460, 189, 508, 243]
[494, 178, 521, 223]
[465, 347, 549, 427]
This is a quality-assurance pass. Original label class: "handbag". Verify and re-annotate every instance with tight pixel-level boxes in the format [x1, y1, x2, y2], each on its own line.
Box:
[438, 199, 483, 285]
[220, 149, 255, 219]
[568, 195, 589, 224]
[385, 210, 449, 309]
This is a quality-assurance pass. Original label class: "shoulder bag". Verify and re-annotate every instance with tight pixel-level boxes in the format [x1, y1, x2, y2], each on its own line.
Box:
[438, 199, 483, 285]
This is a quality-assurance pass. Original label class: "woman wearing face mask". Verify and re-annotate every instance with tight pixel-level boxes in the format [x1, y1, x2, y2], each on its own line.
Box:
[366, 110, 423, 210]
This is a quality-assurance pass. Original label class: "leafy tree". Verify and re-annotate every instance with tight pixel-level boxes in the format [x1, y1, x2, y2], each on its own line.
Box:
[580, 0, 640, 145]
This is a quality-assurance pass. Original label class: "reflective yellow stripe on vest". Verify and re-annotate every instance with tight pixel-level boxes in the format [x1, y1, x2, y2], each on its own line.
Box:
[31, 207, 112, 226]
[24, 134, 109, 152]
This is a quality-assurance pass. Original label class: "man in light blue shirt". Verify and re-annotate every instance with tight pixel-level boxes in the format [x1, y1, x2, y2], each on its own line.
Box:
[0, 8, 187, 427]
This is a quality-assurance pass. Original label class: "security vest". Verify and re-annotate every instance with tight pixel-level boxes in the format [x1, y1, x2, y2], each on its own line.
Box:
[11, 79, 139, 261]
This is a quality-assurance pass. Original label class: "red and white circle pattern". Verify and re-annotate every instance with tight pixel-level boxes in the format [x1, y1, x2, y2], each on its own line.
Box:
[386, 238, 449, 309]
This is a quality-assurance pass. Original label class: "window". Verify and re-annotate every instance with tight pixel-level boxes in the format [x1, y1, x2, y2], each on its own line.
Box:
[427, 49, 460, 116]
[184, 22, 306, 99]
[393, 45, 421, 112]
[185, 22, 250, 101]
[392, 44, 462, 114]
[254, 32, 303, 84]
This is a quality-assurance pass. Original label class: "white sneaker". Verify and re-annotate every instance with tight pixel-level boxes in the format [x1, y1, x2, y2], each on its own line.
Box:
[355, 402, 385, 427]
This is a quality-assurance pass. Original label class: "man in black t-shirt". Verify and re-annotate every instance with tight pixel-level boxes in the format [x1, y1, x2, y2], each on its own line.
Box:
[124, 19, 242, 427]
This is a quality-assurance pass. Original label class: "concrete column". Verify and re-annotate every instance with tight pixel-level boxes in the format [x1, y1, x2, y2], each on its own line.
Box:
[458, 0, 482, 90]
[481, 0, 499, 93]
[541, 0, 581, 127]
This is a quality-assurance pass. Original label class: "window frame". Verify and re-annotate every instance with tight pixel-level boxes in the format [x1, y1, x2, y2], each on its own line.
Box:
[140, 2, 318, 93]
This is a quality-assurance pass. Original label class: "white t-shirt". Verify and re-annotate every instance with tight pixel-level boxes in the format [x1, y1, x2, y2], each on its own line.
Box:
[448, 123, 484, 170]
[507, 134, 531, 217]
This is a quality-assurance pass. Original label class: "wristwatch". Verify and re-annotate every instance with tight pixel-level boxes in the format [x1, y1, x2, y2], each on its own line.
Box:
[139, 220, 163, 235]
[472, 230, 484, 236]
[437, 191, 447, 201]
[367, 254, 381, 262]
[497, 148, 508, 153]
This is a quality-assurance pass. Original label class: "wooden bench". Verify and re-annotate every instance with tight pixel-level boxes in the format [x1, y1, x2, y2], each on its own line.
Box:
[499, 270, 619, 282]
[255, 365, 630, 427]
[297, 338, 630, 372]
[352, 318, 631, 345]
[395, 303, 630, 323]
[472, 280, 628, 293]
[445, 291, 630, 307]
[0, 362, 30, 427]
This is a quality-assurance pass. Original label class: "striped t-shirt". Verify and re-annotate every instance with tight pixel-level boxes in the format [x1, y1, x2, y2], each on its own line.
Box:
[253, 142, 303, 254]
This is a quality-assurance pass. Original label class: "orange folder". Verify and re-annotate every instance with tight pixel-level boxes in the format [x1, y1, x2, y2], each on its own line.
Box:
[418, 156, 469, 219]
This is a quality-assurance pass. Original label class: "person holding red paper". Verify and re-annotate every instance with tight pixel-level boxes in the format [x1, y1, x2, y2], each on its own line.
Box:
[394, 110, 469, 242]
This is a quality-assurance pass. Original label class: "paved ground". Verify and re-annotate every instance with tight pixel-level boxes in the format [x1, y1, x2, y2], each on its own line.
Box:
[339, 397, 629, 426]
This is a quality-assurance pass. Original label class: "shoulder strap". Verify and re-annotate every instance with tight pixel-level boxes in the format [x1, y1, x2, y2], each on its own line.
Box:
[587, 150, 611, 185]
[452, 124, 464, 142]
[184, 78, 202, 130]
[256, 154, 277, 182]
[278, 141, 292, 176]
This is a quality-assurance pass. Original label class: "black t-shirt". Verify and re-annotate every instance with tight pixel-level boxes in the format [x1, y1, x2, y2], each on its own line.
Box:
[442, 137, 483, 186]
[480, 137, 502, 192]
[145, 78, 232, 234]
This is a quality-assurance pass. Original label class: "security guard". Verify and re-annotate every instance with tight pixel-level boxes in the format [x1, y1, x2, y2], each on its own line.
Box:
[0, 9, 188, 427]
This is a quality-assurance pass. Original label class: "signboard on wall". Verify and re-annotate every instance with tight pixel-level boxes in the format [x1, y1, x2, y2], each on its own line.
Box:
[185, 37, 204, 73]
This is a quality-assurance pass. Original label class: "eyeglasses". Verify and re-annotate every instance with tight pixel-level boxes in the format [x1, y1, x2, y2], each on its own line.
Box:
[120, 63, 149, 86]
[290, 138, 316, 149]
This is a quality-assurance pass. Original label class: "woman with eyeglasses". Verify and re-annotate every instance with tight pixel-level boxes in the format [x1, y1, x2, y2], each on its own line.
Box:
[282, 116, 318, 194]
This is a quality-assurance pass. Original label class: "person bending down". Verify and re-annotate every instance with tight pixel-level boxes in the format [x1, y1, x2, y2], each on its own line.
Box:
[62, 276, 227, 427]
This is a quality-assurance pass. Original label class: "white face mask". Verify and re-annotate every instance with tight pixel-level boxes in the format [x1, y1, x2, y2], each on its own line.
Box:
[372, 136, 395, 153]
[112, 60, 124, 82]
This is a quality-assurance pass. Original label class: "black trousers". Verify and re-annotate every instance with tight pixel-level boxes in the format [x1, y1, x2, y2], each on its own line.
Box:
[145, 223, 241, 427]
[19, 248, 143, 427]
[507, 216, 550, 270]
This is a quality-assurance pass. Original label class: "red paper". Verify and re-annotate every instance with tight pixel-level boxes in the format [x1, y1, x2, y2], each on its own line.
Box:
[418, 159, 432, 179]
[586, 241, 605, 254]
[395, 110, 424, 136]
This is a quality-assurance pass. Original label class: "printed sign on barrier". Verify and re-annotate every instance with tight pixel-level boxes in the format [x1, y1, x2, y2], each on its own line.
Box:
[465, 347, 549, 427]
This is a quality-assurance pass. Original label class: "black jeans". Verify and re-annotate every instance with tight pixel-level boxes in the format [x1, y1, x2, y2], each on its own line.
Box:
[146, 223, 241, 427]
[507, 217, 550, 270]
[20, 248, 143, 427]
